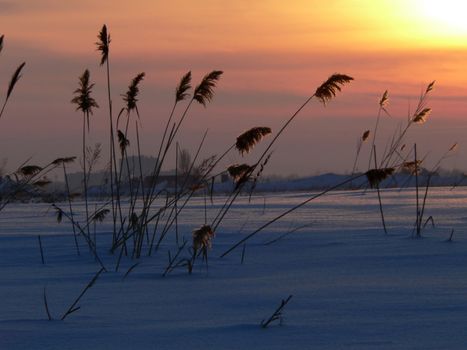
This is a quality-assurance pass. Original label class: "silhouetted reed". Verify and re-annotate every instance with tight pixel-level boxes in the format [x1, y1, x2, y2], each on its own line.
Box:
[71, 69, 99, 238]
[236, 127, 272, 155]
[0, 38, 26, 119]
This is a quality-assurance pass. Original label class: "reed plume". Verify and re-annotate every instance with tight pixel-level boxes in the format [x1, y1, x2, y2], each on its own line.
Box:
[123, 72, 145, 113]
[402, 160, 422, 175]
[18, 165, 42, 177]
[0, 38, 26, 120]
[426, 80, 435, 93]
[7, 62, 26, 100]
[379, 90, 389, 108]
[51, 157, 76, 166]
[176, 71, 192, 102]
[412, 108, 431, 124]
[192, 225, 215, 251]
[193, 70, 223, 106]
[227, 164, 253, 184]
[92, 208, 110, 223]
[351, 130, 370, 176]
[236, 127, 272, 155]
[315, 74, 354, 105]
[362, 130, 370, 142]
[365, 168, 395, 188]
[117, 130, 129, 156]
[72, 69, 98, 240]
[71, 69, 98, 130]
[96, 24, 110, 66]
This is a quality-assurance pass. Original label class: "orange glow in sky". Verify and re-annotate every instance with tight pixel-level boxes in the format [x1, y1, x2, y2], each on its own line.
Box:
[0, 0, 466, 174]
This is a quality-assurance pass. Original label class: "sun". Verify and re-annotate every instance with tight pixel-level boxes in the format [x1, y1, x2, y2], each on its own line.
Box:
[417, 0, 467, 35]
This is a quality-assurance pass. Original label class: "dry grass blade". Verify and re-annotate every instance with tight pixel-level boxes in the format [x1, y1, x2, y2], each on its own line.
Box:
[362, 130, 370, 142]
[96, 24, 110, 66]
[43, 286, 53, 321]
[412, 108, 431, 124]
[365, 168, 395, 188]
[176, 71, 192, 102]
[236, 127, 272, 155]
[7, 62, 26, 99]
[61, 267, 105, 320]
[315, 73, 353, 105]
[193, 70, 223, 106]
[123, 72, 145, 112]
[117, 130, 130, 155]
[193, 225, 215, 251]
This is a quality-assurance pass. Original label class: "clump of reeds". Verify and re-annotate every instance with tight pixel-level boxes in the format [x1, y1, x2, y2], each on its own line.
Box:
[211, 73, 353, 234]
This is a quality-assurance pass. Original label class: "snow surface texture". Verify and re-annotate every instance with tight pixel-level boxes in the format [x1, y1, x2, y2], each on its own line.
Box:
[1, 188, 467, 349]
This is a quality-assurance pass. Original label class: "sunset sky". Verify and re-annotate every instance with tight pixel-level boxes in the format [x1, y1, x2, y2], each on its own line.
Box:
[1, 0, 467, 175]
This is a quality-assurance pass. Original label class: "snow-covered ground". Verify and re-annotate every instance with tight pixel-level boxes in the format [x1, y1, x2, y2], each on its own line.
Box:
[1, 187, 467, 349]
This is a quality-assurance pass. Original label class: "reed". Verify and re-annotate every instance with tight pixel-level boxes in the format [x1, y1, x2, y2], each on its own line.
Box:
[0, 59, 26, 120]
[96, 24, 119, 246]
[71, 69, 99, 239]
